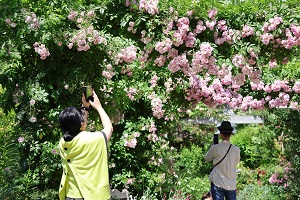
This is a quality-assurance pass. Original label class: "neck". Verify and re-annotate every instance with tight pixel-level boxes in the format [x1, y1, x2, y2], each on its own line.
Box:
[222, 136, 230, 141]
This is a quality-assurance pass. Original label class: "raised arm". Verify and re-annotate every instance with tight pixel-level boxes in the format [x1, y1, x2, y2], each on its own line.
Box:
[89, 90, 113, 141]
[81, 94, 90, 126]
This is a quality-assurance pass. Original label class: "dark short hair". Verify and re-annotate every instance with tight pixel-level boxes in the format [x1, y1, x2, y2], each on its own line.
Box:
[58, 107, 84, 141]
[220, 131, 233, 137]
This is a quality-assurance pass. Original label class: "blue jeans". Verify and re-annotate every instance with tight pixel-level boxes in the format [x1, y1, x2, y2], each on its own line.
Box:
[211, 182, 236, 200]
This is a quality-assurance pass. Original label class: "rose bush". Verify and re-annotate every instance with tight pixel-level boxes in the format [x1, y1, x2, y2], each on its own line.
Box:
[1, 0, 300, 199]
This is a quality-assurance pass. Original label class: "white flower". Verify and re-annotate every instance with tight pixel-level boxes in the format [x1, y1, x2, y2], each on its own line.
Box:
[29, 116, 37, 123]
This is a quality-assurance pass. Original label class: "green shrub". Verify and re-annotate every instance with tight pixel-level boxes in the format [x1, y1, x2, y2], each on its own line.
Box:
[231, 125, 280, 169]
[237, 184, 286, 200]
[264, 109, 300, 199]
[0, 105, 19, 198]
[171, 144, 211, 199]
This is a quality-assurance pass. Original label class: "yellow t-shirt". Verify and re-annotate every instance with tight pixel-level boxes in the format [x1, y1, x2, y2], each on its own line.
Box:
[58, 131, 110, 200]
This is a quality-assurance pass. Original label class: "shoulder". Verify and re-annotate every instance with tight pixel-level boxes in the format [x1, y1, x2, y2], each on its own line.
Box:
[76, 131, 105, 141]
[208, 144, 219, 151]
[232, 144, 240, 151]
[59, 137, 65, 147]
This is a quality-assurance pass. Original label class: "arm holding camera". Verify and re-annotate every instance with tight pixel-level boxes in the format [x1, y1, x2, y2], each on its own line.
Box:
[81, 94, 91, 127]
[89, 91, 113, 141]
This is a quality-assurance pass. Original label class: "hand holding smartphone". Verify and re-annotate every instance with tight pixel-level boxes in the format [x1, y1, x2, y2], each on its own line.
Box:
[213, 134, 219, 144]
[82, 86, 94, 102]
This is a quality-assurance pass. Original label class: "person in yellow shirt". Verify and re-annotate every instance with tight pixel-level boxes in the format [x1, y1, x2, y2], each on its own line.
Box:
[58, 89, 113, 200]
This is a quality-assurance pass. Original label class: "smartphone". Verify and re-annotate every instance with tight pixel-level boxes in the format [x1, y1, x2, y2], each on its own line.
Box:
[82, 86, 94, 102]
[213, 134, 219, 144]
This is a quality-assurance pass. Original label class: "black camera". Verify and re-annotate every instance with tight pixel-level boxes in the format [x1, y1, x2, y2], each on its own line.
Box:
[82, 86, 94, 102]
[213, 134, 219, 144]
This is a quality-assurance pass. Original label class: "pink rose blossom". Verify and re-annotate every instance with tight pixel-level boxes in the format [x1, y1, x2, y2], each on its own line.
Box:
[33, 43, 50, 60]
[206, 20, 216, 30]
[6, 19, 11, 24]
[208, 9, 218, 19]
[30, 99, 36, 105]
[148, 121, 157, 133]
[269, 59, 277, 68]
[126, 178, 135, 185]
[292, 82, 300, 93]
[242, 25, 254, 37]
[52, 149, 57, 154]
[18, 136, 25, 142]
[133, 132, 140, 137]
[124, 138, 137, 148]
[68, 10, 78, 21]
[186, 10, 194, 16]
[87, 10, 95, 18]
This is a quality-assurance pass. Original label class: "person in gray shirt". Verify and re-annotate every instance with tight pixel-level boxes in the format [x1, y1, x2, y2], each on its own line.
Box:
[205, 121, 240, 200]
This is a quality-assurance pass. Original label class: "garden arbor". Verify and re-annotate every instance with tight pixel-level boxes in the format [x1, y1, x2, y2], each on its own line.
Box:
[187, 108, 264, 125]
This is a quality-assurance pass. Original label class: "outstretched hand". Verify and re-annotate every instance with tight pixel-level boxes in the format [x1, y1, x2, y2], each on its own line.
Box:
[89, 91, 102, 110]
